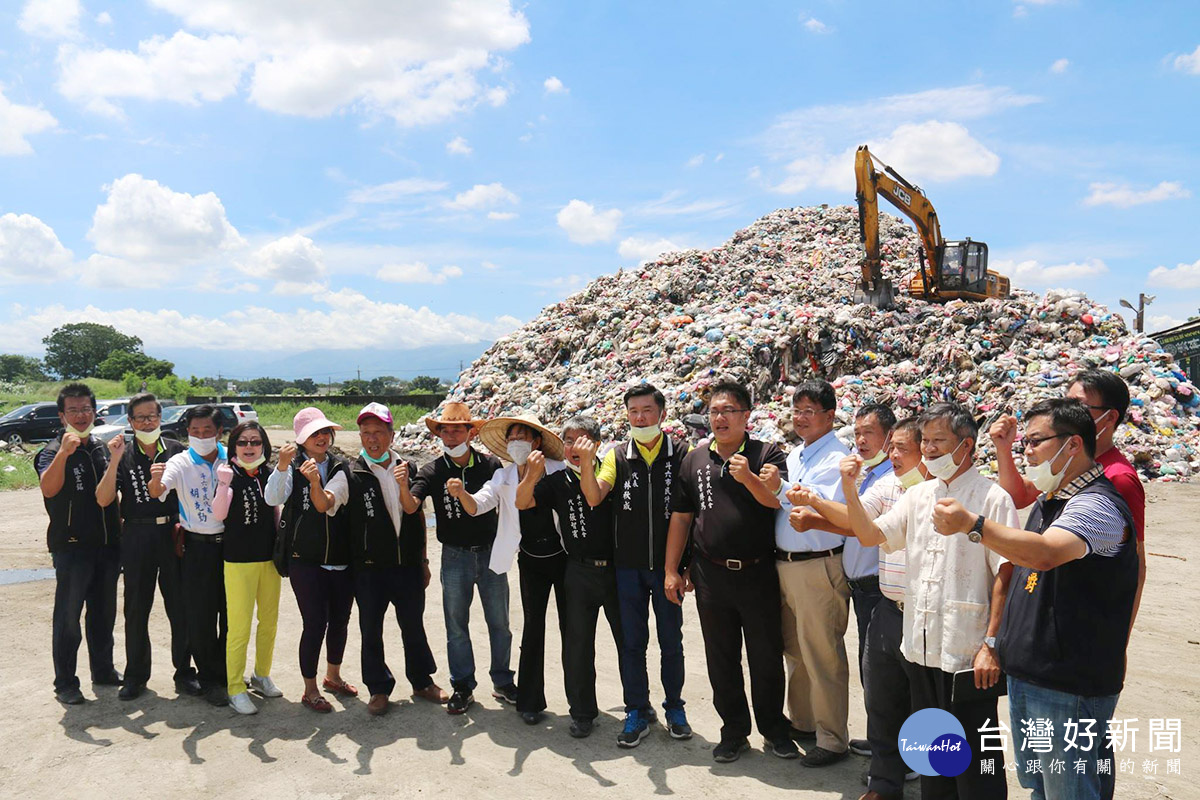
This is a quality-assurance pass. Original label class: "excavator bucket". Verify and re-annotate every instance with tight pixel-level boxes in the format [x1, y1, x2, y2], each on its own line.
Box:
[854, 278, 895, 308]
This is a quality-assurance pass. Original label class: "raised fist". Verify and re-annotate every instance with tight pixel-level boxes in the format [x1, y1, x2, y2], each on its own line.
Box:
[298, 459, 320, 484]
[727, 453, 752, 485]
[107, 435, 125, 458]
[393, 460, 409, 487]
[446, 477, 465, 499]
[277, 442, 298, 470]
[839, 454, 864, 483]
[989, 415, 1018, 452]
[216, 464, 234, 486]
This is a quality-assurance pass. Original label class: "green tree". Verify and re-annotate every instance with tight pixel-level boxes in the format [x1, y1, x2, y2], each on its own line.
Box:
[291, 377, 317, 393]
[0, 354, 48, 382]
[246, 377, 288, 394]
[409, 374, 442, 393]
[43, 323, 143, 379]
[96, 351, 174, 381]
[341, 379, 369, 395]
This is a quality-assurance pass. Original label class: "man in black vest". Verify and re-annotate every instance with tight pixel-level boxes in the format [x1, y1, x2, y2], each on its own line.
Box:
[933, 398, 1137, 800]
[35, 383, 122, 704]
[96, 392, 197, 700]
[580, 383, 692, 747]
[350, 403, 445, 716]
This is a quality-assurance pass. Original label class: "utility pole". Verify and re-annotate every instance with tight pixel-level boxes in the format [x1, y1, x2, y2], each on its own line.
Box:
[1120, 293, 1156, 333]
[357, 366, 361, 381]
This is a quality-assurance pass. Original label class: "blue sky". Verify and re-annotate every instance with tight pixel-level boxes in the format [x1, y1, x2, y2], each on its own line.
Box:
[1, 0, 1198, 379]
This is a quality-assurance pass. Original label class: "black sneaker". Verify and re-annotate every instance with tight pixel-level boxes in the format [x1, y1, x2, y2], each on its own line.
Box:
[521, 710, 542, 725]
[92, 669, 123, 687]
[175, 676, 203, 696]
[55, 687, 85, 705]
[769, 737, 800, 759]
[204, 686, 229, 707]
[118, 683, 146, 701]
[801, 746, 849, 768]
[713, 737, 750, 763]
[616, 710, 649, 748]
[447, 690, 474, 715]
[788, 726, 817, 742]
[491, 683, 519, 705]
[665, 707, 693, 740]
[849, 737, 872, 756]
[569, 717, 594, 738]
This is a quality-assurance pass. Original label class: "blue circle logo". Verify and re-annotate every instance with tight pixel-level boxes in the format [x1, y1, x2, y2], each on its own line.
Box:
[898, 708, 972, 777]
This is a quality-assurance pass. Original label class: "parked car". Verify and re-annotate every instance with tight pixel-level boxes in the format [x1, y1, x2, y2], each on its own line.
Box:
[229, 402, 258, 422]
[159, 404, 240, 441]
[0, 402, 63, 445]
[93, 414, 129, 446]
[96, 398, 132, 419]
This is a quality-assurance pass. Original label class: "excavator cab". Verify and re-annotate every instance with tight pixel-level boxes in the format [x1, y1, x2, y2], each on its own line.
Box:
[939, 239, 988, 294]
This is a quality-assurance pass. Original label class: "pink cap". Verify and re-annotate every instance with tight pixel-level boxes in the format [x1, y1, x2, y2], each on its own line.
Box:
[357, 402, 392, 426]
[292, 407, 343, 444]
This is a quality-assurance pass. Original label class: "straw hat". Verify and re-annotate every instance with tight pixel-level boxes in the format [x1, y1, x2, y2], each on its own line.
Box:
[478, 413, 565, 462]
[424, 401, 485, 435]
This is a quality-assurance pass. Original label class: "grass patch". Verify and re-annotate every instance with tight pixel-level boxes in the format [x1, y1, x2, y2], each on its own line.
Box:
[0, 450, 39, 491]
[0, 379, 129, 417]
[254, 402, 428, 430]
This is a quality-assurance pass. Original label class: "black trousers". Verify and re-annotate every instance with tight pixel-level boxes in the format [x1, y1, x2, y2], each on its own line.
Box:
[122, 522, 193, 686]
[516, 551, 567, 713]
[562, 559, 626, 721]
[848, 574, 883, 687]
[181, 534, 227, 689]
[289, 562, 355, 679]
[905, 661, 1008, 800]
[865, 598, 911, 800]
[354, 564, 437, 697]
[692, 556, 790, 742]
[51, 546, 120, 693]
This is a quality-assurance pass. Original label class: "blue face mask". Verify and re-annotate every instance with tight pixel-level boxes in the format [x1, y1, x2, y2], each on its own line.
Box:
[360, 448, 391, 464]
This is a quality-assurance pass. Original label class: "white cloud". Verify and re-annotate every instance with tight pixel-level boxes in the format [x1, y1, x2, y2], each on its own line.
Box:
[376, 261, 464, 284]
[992, 257, 1109, 286]
[803, 17, 831, 34]
[239, 234, 326, 283]
[446, 136, 472, 155]
[1148, 314, 1185, 331]
[0, 85, 58, 156]
[447, 182, 518, 210]
[0, 213, 74, 283]
[556, 199, 622, 244]
[347, 178, 448, 204]
[1084, 181, 1191, 208]
[1050, 58, 1070, 74]
[635, 190, 739, 219]
[487, 211, 517, 220]
[618, 236, 685, 263]
[18, 0, 81, 40]
[88, 173, 246, 263]
[774, 120, 1000, 193]
[685, 154, 704, 168]
[96, 11, 112, 25]
[1175, 45, 1200, 74]
[481, 261, 499, 270]
[543, 76, 567, 94]
[57, 32, 257, 117]
[1148, 259, 1200, 290]
[55, 0, 530, 125]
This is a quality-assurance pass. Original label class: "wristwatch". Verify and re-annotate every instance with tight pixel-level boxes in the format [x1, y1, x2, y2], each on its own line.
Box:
[967, 513, 985, 543]
[984, 636, 997, 649]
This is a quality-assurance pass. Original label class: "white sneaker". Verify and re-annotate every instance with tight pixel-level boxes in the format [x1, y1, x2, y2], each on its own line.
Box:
[250, 674, 283, 698]
[229, 691, 258, 715]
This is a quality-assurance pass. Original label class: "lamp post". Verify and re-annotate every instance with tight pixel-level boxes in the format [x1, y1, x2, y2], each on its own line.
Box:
[1119, 293, 1156, 333]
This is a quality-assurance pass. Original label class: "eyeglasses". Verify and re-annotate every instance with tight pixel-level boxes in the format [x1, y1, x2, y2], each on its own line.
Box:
[1024, 433, 1068, 449]
[792, 408, 828, 419]
[132, 414, 161, 424]
[708, 408, 749, 418]
[62, 408, 94, 418]
[235, 439, 263, 447]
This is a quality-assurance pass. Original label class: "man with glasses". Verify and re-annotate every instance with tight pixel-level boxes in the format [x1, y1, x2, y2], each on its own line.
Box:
[96, 392, 196, 700]
[934, 398, 1137, 800]
[842, 403, 1014, 799]
[990, 369, 1146, 629]
[36, 383, 122, 704]
[664, 380, 796, 762]
[774, 379, 854, 767]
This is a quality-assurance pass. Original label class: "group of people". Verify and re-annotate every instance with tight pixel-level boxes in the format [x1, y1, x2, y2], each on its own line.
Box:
[36, 367, 1145, 800]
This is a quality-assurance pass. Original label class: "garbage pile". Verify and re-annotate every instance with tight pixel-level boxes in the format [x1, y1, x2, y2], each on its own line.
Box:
[395, 205, 1200, 480]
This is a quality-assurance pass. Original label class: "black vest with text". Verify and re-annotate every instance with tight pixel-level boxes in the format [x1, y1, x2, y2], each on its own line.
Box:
[282, 452, 351, 566]
[610, 436, 688, 570]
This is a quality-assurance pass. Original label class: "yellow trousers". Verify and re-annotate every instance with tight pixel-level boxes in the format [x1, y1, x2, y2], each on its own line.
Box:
[224, 560, 281, 697]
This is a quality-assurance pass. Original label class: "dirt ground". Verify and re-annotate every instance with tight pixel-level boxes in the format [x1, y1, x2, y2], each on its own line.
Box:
[0, 447, 1194, 799]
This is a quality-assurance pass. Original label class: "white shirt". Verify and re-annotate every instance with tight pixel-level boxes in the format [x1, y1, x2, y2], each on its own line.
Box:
[159, 445, 229, 535]
[365, 452, 402, 535]
[469, 459, 567, 574]
[775, 429, 850, 552]
[857, 471, 908, 602]
[874, 464, 1017, 673]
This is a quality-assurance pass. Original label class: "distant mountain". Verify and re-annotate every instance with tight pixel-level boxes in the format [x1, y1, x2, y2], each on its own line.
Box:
[157, 342, 492, 383]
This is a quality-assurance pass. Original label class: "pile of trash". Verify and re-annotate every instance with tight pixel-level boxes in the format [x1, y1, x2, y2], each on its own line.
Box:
[395, 205, 1200, 480]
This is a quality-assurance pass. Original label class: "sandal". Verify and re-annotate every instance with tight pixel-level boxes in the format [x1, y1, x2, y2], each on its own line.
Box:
[302, 693, 333, 713]
[322, 678, 358, 697]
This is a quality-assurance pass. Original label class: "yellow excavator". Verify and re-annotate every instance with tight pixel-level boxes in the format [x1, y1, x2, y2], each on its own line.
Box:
[854, 144, 1010, 307]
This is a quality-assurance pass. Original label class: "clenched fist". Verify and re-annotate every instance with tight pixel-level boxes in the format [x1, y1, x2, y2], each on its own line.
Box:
[758, 462, 780, 489]
[527, 450, 547, 479]
[786, 484, 820, 507]
[150, 462, 167, 481]
[277, 442, 298, 470]
[107, 435, 125, 458]
[393, 460, 409, 487]
[216, 463, 234, 486]
[298, 459, 320, 484]
[573, 437, 598, 463]
[989, 415, 1018, 452]
[727, 453, 753, 486]
[840, 454, 864, 483]
[446, 477, 465, 499]
[60, 432, 82, 457]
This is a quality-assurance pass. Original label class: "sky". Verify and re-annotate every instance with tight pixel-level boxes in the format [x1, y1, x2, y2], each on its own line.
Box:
[1, 0, 1198, 380]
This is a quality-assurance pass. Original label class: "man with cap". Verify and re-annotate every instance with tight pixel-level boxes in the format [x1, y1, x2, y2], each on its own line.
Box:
[36, 382, 122, 704]
[580, 383, 693, 746]
[350, 403, 447, 716]
[458, 413, 567, 724]
[398, 402, 514, 715]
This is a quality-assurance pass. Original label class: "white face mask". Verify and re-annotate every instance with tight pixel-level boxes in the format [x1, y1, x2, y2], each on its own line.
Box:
[566, 459, 583, 474]
[896, 466, 924, 489]
[443, 442, 469, 459]
[1024, 438, 1073, 494]
[237, 454, 266, 471]
[923, 439, 968, 481]
[861, 449, 888, 469]
[506, 440, 533, 465]
[1093, 410, 1112, 441]
[630, 423, 662, 444]
[64, 422, 95, 438]
[189, 436, 218, 456]
[134, 427, 161, 446]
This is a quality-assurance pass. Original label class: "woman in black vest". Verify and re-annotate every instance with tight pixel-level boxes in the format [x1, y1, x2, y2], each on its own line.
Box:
[264, 407, 355, 713]
[213, 421, 282, 715]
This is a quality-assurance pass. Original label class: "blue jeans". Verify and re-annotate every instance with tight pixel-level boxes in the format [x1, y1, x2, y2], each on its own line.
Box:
[1008, 676, 1120, 800]
[615, 566, 685, 713]
[441, 544, 514, 693]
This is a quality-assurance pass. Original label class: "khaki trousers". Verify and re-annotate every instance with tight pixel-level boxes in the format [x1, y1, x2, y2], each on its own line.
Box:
[778, 553, 851, 752]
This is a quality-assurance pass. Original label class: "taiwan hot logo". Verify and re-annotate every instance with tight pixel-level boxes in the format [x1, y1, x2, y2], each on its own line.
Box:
[899, 708, 973, 778]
